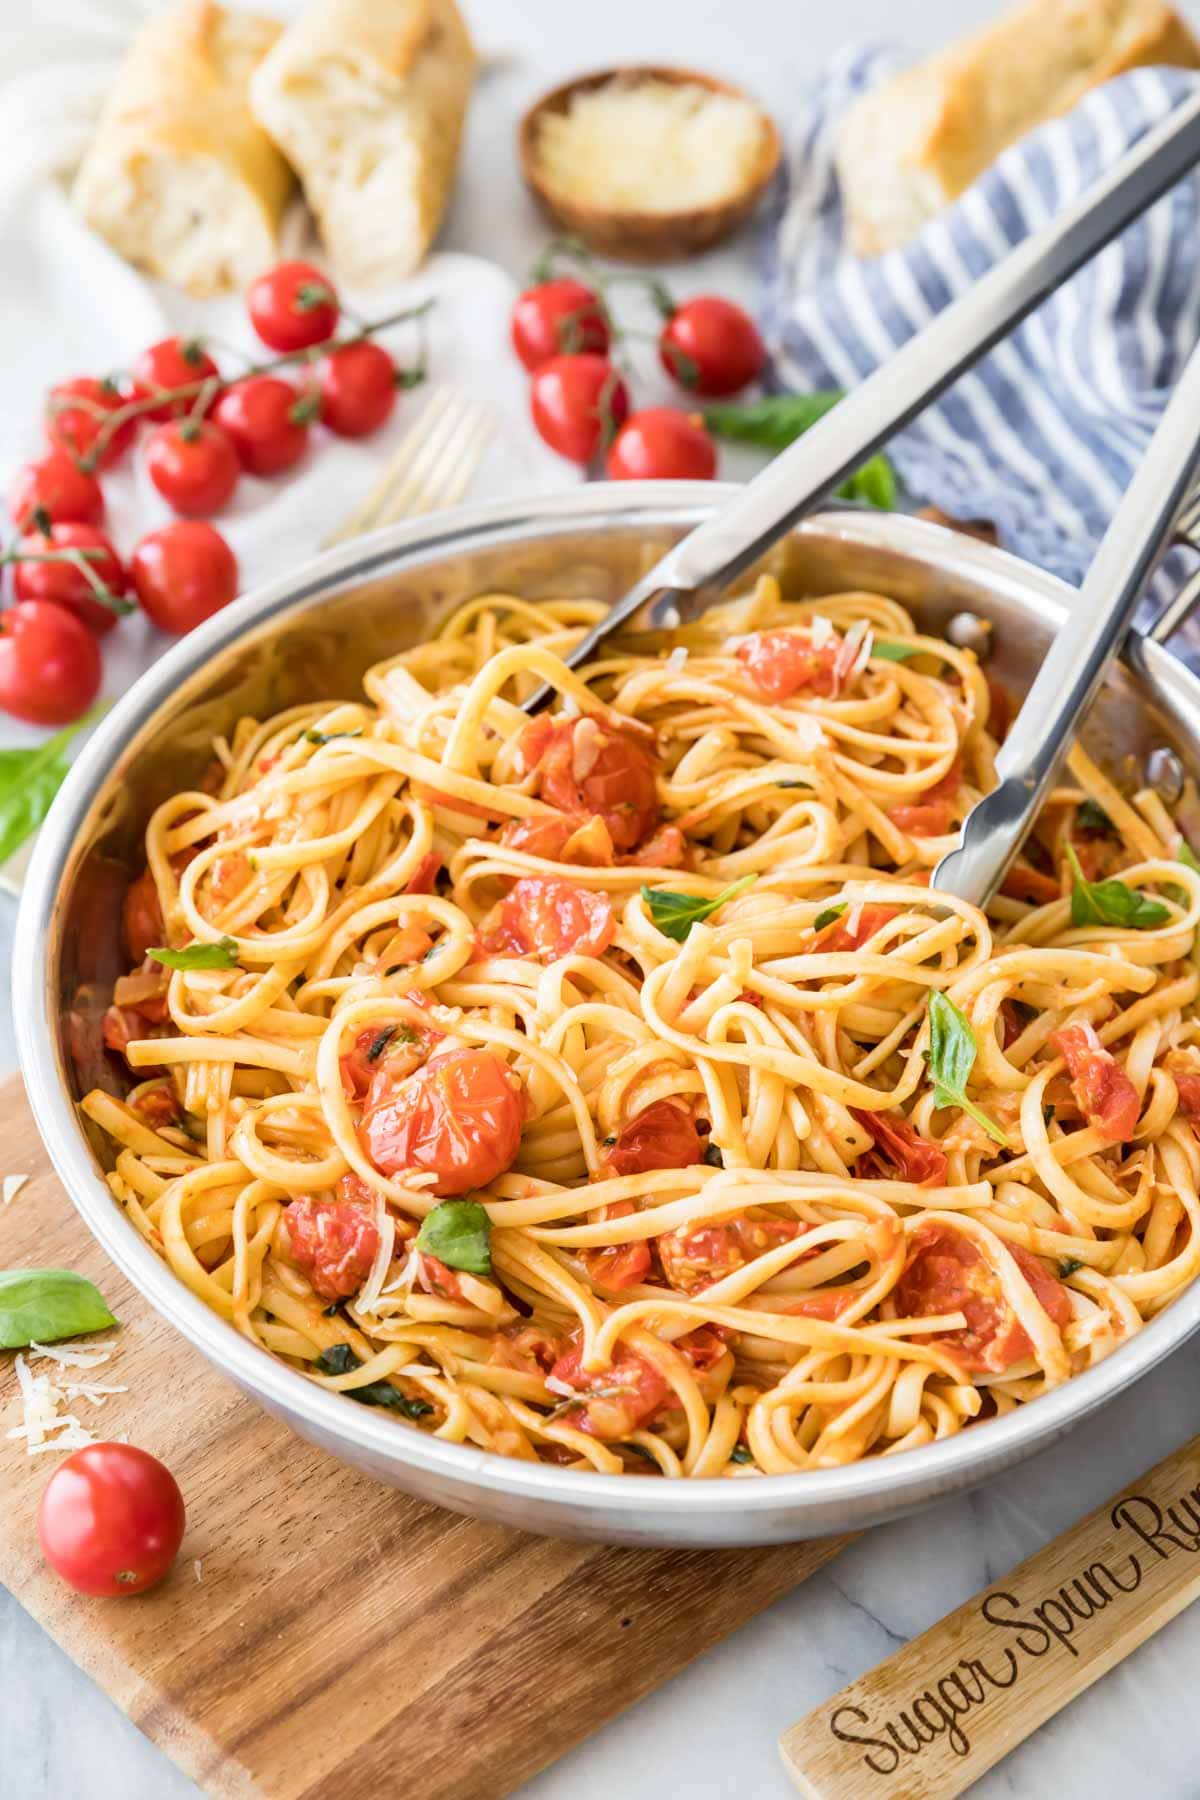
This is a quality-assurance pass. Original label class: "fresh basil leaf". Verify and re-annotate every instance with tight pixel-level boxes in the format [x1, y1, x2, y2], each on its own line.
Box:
[0, 1268, 117, 1349]
[1076, 798, 1114, 834]
[776, 778, 812, 790]
[813, 903, 846, 931]
[729, 1444, 754, 1465]
[415, 1199, 492, 1276]
[642, 874, 757, 943]
[0, 710, 98, 867]
[305, 728, 362, 745]
[702, 394, 896, 509]
[149, 936, 240, 971]
[1058, 1257, 1084, 1279]
[314, 1342, 432, 1418]
[925, 991, 1008, 1146]
[871, 640, 924, 662]
[316, 1342, 357, 1375]
[1065, 845, 1169, 930]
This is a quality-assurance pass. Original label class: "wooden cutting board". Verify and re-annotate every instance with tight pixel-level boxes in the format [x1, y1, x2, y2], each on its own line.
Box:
[0, 1076, 847, 1800]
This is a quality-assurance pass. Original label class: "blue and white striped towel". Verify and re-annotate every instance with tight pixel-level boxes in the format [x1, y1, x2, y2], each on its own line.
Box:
[757, 46, 1200, 590]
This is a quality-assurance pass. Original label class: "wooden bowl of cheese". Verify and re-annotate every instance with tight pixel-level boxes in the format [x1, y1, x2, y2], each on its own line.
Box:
[519, 67, 781, 261]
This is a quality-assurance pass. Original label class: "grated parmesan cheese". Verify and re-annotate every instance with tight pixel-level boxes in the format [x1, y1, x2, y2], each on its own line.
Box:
[666, 646, 689, 671]
[6, 1340, 126, 1456]
[2, 1175, 28, 1206]
[354, 1202, 397, 1315]
[809, 615, 833, 649]
[194, 1559, 203, 1583]
[532, 79, 769, 215]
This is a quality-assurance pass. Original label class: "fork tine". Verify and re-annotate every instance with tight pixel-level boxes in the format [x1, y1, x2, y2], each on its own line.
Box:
[395, 406, 493, 519]
[384, 393, 486, 518]
[322, 388, 455, 546]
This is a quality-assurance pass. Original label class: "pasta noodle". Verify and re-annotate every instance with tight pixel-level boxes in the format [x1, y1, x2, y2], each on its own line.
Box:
[82, 576, 1200, 1479]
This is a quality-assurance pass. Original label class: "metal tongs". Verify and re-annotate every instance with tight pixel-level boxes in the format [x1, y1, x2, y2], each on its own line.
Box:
[524, 90, 1200, 909]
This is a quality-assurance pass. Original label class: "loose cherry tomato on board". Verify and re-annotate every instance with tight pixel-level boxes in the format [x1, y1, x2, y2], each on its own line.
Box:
[213, 376, 312, 475]
[12, 522, 129, 636]
[529, 354, 629, 463]
[247, 259, 340, 352]
[659, 296, 766, 398]
[318, 341, 398, 437]
[511, 278, 610, 371]
[130, 521, 238, 634]
[606, 408, 717, 481]
[144, 419, 239, 515]
[45, 376, 139, 470]
[0, 598, 102, 725]
[8, 451, 105, 530]
[363, 1046, 524, 1196]
[133, 338, 221, 421]
[38, 1442, 186, 1597]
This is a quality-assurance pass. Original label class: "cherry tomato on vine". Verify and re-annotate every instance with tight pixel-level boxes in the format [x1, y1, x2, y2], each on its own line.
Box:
[659, 296, 766, 398]
[511, 278, 610, 371]
[0, 599, 102, 725]
[213, 376, 312, 475]
[247, 260, 340, 352]
[12, 521, 128, 636]
[7, 451, 105, 530]
[318, 341, 398, 437]
[529, 354, 629, 464]
[144, 419, 239, 515]
[130, 521, 238, 634]
[133, 338, 221, 421]
[38, 1442, 186, 1598]
[606, 408, 717, 481]
[45, 377, 139, 470]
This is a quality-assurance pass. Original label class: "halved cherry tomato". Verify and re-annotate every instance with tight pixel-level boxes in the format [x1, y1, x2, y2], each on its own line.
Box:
[213, 376, 311, 475]
[404, 852, 443, 894]
[736, 629, 856, 701]
[1050, 1022, 1140, 1143]
[499, 813, 615, 866]
[1000, 860, 1061, 906]
[133, 338, 220, 421]
[39, 1442, 186, 1597]
[548, 1341, 670, 1439]
[807, 904, 899, 954]
[511, 278, 610, 370]
[8, 451, 104, 529]
[12, 522, 127, 635]
[0, 599, 101, 725]
[529, 354, 629, 463]
[606, 1101, 705, 1176]
[476, 876, 616, 962]
[144, 420, 239, 515]
[606, 408, 717, 481]
[319, 341, 398, 437]
[1170, 1061, 1200, 1126]
[362, 1047, 523, 1195]
[339, 1019, 438, 1102]
[247, 260, 339, 352]
[488, 1322, 565, 1376]
[517, 713, 660, 854]
[659, 296, 765, 397]
[580, 1200, 651, 1291]
[850, 1108, 947, 1185]
[895, 1222, 1070, 1374]
[130, 521, 239, 634]
[45, 376, 138, 469]
[890, 760, 963, 838]
[285, 1194, 381, 1300]
[657, 1215, 799, 1292]
[675, 1323, 736, 1373]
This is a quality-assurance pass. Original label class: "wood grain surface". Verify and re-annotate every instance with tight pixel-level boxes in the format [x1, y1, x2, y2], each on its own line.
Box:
[0, 1076, 846, 1800]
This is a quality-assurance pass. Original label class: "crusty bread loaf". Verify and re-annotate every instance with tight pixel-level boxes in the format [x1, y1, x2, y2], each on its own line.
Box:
[836, 0, 1200, 256]
[249, 0, 475, 286]
[72, 1, 292, 297]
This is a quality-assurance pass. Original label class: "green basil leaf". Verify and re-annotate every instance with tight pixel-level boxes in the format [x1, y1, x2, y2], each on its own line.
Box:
[1076, 798, 1114, 834]
[1058, 1257, 1084, 1279]
[315, 1342, 357, 1375]
[314, 1343, 432, 1418]
[841, 454, 897, 511]
[729, 1444, 755, 1465]
[1066, 845, 1169, 930]
[871, 640, 924, 662]
[305, 728, 362, 745]
[148, 936, 240, 971]
[0, 710, 99, 867]
[415, 1199, 492, 1276]
[925, 991, 1008, 1146]
[775, 778, 812, 790]
[0, 1268, 117, 1349]
[813, 903, 846, 931]
[642, 874, 757, 943]
[702, 394, 896, 509]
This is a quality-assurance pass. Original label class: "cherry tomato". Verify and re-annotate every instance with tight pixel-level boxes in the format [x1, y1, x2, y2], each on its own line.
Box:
[736, 628, 853, 701]
[130, 522, 238, 634]
[7, 451, 105, 530]
[476, 876, 616, 962]
[285, 1195, 381, 1300]
[318, 341, 398, 437]
[247, 259, 339, 352]
[659, 296, 765, 397]
[580, 1200, 651, 1292]
[213, 376, 311, 475]
[1171, 1061, 1200, 1126]
[0, 599, 102, 725]
[339, 1018, 440, 1102]
[38, 1442, 185, 1597]
[807, 904, 899, 955]
[45, 376, 139, 469]
[606, 408, 717, 481]
[657, 1216, 798, 1292]
[511, 278, 610, 371]
[850, 1108, 947, 1185]
[548, 1341, 670, 1440]
[144, 420, 239, 515]
[133, 338, 220, 421]
[529, 354, 629, 463]
[895, 1224, 1070, 1375]
[606, 1101, 705, 1176]
[1050, 1022, 1141, 1143]
[12, 522, 128, 636]
[890, 759, 963, 838]
[999, 860, 1062, 906]
[516, 713, 659, 854]
[362, 1046, 523, 1196]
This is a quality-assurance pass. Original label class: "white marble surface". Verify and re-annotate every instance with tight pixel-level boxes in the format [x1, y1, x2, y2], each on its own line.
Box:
[4, 0, 1200, 1795]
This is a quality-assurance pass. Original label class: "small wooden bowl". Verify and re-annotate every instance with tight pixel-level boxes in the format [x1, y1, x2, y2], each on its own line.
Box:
[518, 66, 782, 263]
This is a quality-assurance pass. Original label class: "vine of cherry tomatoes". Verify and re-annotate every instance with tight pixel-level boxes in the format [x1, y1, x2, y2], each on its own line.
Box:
[512, 244, 765, 478]
[1, 260, 426, 727]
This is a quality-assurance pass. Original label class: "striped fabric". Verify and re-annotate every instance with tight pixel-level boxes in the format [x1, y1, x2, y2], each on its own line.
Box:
[756, 46, 1200, 596]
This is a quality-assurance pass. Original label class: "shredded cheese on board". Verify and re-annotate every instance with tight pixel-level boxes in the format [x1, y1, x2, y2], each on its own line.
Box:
[5, 1339, 126, 1456]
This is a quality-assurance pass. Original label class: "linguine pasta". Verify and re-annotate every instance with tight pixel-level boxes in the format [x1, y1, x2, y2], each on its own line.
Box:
[82, 577, 1200, 1479]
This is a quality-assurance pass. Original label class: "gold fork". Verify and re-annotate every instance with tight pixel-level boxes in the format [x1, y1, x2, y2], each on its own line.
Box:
[323, 387, 495, 547]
